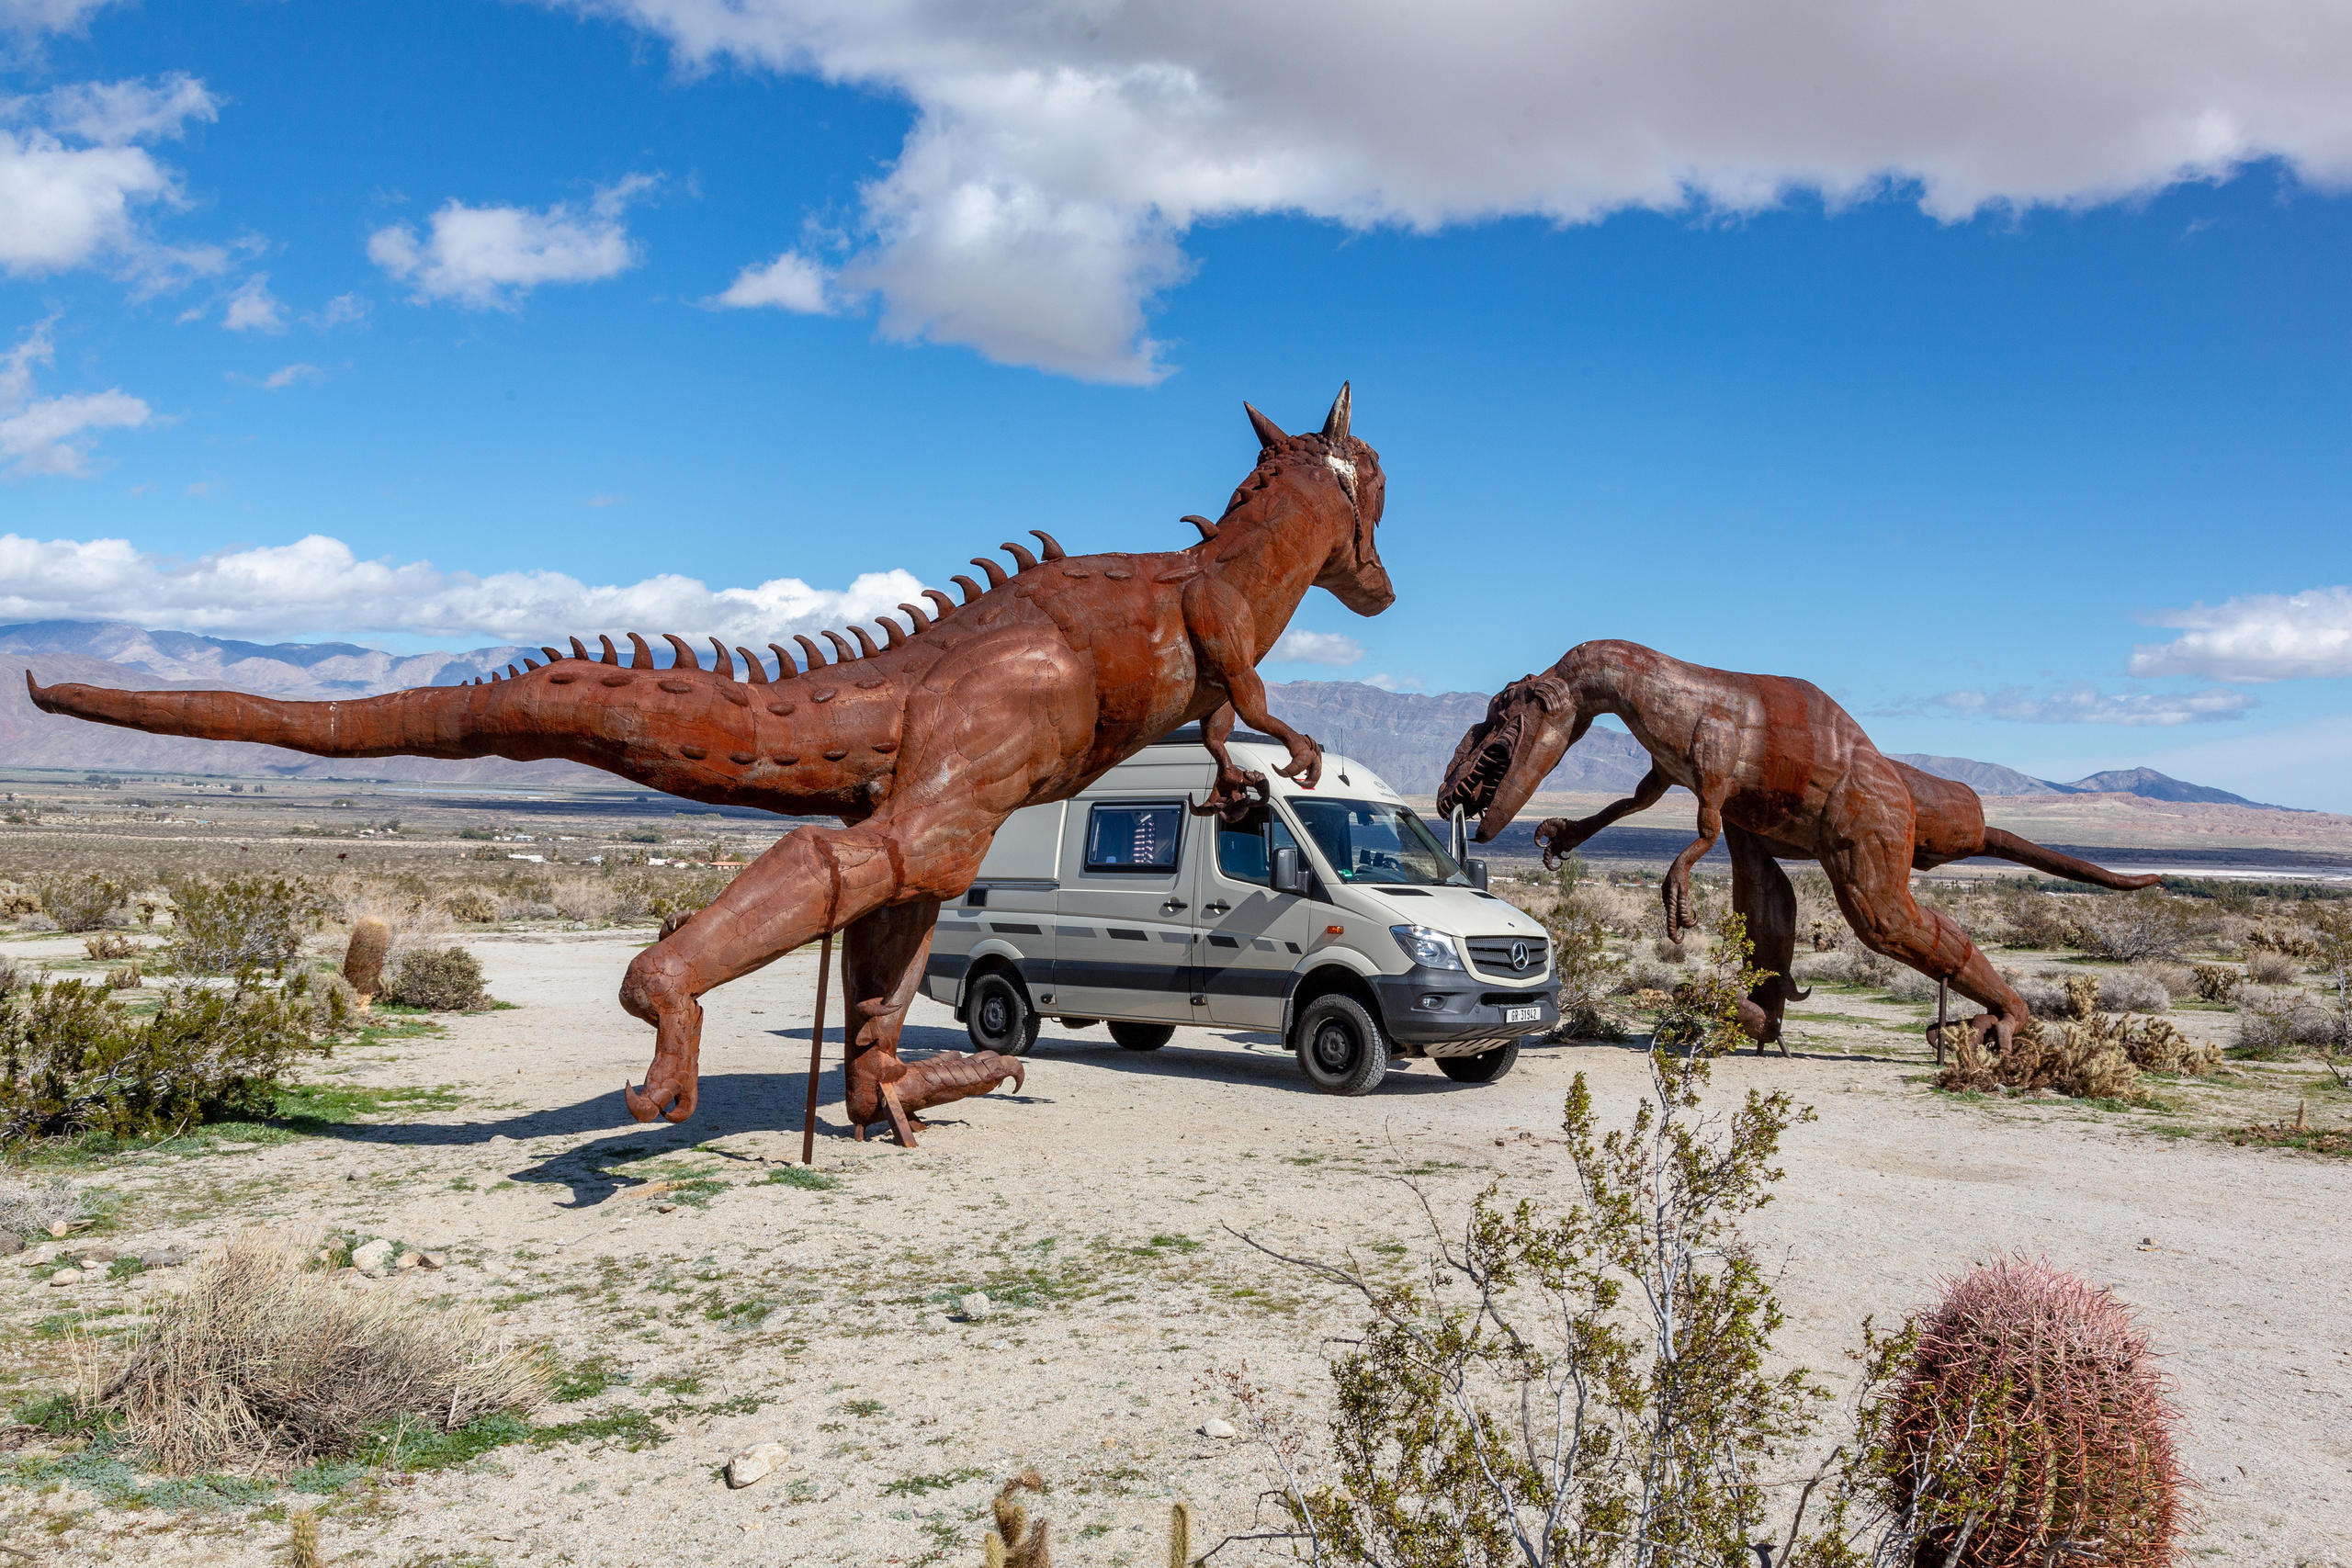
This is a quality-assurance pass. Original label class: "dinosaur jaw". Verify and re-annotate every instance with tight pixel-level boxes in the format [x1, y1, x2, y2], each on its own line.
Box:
[1437, 709, 1527, 823]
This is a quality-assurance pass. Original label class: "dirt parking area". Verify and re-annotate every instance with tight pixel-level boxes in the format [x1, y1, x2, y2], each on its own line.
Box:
[6, 929, 2349, 1567]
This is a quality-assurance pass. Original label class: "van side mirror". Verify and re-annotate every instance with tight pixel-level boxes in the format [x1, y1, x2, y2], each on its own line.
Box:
[1466, 859, 1489, 891]
[1271, 845, 1309, 897]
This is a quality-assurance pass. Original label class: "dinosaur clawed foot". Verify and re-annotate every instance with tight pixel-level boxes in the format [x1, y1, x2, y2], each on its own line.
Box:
[1190, 766, 1270, 823]
[1274, 734, 1323, 789]
[623, 1070, 698, 1124]
[896, 1049, 1025, 1113]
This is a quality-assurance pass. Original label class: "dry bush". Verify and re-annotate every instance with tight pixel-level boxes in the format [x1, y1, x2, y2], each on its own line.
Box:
[1792, 951, 1853, 986]
[2142, 962, 2195, 999]
[2115, 1016, 2222, 1076]
[31, 872, 125, 933]
[2098, 969, 2172, 1015]
[2075, 889, 2206, 963]
[1650, 936, 1689, 964]
[383, 948, 489, 1011]
[2190, 963, 2242, 1003]
[105, 964, 142, 991]
[551, 877, 623, 924]
[2245, 950, 2301, 986]
[83, 931, 138, 961]
[1996, 888, 2084, 952]
[0, 1176, 88, 1240]
[2237, 987, 2339, 1055]
[1886, 967, 1938, 1004]
[442, 887, 501, 924]
[83, 1231, 544, 1473]
[1999, 970, 2072, 1021]
[166, 874, 326, 976]
[2246, 922, 2321, 961]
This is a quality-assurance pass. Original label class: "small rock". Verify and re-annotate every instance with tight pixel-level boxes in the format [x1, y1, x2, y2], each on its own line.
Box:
[395, 1250, 422, 1270]
[343, 1170, 362, 1182]
[351, 1238, 398, 1278]
[47, 1220, 70, 1239]
[416, 1251, 445, 1269]
[654, 1201, 677, 1213]
[959, 1291, 992, 1322]
[136, 1248, 184, 1269]
[1200, 1418, 1236, 1440]
[0, 1231, 22, 1257]
[76, 1245, 118, 1264]
[47, 1268, 83, 1287]
[726, 1441, 789, 1489]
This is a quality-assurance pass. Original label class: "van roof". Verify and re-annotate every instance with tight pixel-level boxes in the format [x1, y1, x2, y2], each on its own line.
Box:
[1146, 723, 1282, 748]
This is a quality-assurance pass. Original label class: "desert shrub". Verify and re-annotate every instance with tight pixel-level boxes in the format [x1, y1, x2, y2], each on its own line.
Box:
[2075, 888, 2206, 963]
[166, 874, 326, 977]
[1939, 1013, 2134, 1100]
[383, 948, 489, 1011]
[1847, 948, 1894, 988]
[2244, 950, 2300, 986]
[30, 872, 125, 933]
[2189, 963, 2242, 1003]
[0, 887, 39, 919]
[2246, 922, 2320, 961]
[83, 1231, 544, 1473]
[1614, 957, 1683, 998]
[2002, 971, 2071, 1021]
[442, 887, 500, 924]
[1650, 936, 1688, 964]
[551, 878, 623, 924]
[1242, 944, 1817, 1566]
[2236, 987, 2338, 1056]
[0, 1176, 88, 1241]
[83, 931, 138, 961]
[1651, 910, 1766, 1054]
[0, 976, 331, 1144]
[1886, 967, 1937, 1004]
[2143, 962, 2195, 999]
[1541, 895, 1624, 1043]
[2098, 969, 2171, 1015]
[1832, 1258, 2188, 1566]
[2114, 1016, 2221, 1076]
[1996, 889, 2082, 952]
[0, 956, 23, 1000]
[105, 964, 142, 991]
[1792, 951, 1852, 986]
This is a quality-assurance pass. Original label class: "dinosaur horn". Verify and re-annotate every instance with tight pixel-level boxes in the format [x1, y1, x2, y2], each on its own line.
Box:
[628, 633, 656, 670]
[570, 637, 592, 660]
[1245, 401, 1287, 448]
[970, 556, 1010, 589]
[1029, 529, 1065, 560]
[951, 575, 985, 604]
[846, 625, 881, 659]
[540, 647, 564, 663]
[822, 629, 859, 663]
[490, 670, 504, 682]
[875, 616, 908, 649]
[506, 664, 522, 679]
[769, 642, 799, 681]
[599, 635, 622, 666]
[923, 589, 958, 619]
[795, 634, 827, 669]
[1182, 513, 1218, 541]
[737, 647, 767, 684]
[1320, 381, 1351, 443]
[663, 633, 701, 671]
[520, 658, 540, 671]
[707, 637, 735, 679]
[898, 601, 932, 632]
[1000, 540, 1039, 572]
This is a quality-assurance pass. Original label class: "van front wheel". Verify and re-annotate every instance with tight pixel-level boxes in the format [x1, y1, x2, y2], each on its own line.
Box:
[1294, 995, 1388, 1096]
[966, 971, 1041, 1057]
[1108, 1021, 1174, 1051]
[1436, 1037, 1521, 1084]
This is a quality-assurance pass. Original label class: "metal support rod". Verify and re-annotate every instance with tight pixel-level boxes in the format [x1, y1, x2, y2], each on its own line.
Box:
[1936, 976, 1949, 1066]
[802, 931, 831, 1166]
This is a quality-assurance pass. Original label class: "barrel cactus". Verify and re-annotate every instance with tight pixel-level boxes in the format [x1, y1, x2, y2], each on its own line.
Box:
[1879, 1258, 2188, 1566]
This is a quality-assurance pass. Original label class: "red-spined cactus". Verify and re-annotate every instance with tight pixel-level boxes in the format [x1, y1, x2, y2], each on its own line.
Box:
[1879, 1258, 2188, 1566]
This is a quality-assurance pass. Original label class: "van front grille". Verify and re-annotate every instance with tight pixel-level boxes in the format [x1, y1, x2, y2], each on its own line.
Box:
[1465, 935, 1549, 980]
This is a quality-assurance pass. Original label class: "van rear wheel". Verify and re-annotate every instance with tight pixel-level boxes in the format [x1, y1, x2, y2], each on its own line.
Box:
[1107, 1021, 1173, 1051]
[966, 971, 1040, 1057]
[1294, 995, 1388, 1096]
[1436, 1037, 1521, 1084]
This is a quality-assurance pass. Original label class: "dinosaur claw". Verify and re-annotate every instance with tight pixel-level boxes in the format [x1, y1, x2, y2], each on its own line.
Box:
[624, 1080, 660, 1122]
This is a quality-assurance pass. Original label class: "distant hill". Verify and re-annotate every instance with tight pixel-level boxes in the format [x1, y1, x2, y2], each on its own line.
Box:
[0, 624, 2290, 808]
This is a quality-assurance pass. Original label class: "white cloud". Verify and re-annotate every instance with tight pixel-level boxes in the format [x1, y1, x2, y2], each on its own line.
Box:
[0, 321, 151, 478]
[368, 175, 656, 309]
[310, 292, 368, 330]
[1269, 627, 1363, 666]
[564, 0, 2352, 382]
[228, 362, 319, 390]
[0, 530, 934, 649]
[0, 0, 119, 37]
[1363, 672, 1424, 693]
[220, 273, 286, 333]
[0, 73, 219, 282]
[2129, 585, 2352, 682]
[711, 248, 832, 313]
[1928, 682, 2256, 727]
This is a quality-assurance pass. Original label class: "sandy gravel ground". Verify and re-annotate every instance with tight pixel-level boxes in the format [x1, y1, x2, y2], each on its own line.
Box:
[6, 929, 2348, 1567]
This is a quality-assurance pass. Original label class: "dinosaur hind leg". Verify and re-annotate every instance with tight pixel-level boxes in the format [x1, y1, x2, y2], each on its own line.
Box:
[1725, 826, 1799, 1055]
[1825, 827, 2025, 1055]
[842, 901, 1024, 1146]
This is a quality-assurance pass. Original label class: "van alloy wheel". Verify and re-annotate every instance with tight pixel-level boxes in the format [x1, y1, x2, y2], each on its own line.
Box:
[1294, 994, 1388, 1096]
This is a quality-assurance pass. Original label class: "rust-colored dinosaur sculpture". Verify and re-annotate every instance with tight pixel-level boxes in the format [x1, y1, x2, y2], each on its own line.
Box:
[1435, 639, 2158, 1055]
[30, 389, 1392, 1136]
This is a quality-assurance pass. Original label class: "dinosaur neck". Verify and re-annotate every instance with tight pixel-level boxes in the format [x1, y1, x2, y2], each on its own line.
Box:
[1192, 453, 1351, 660]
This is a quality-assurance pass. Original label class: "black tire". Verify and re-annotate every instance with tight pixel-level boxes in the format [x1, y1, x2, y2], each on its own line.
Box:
[1436, 1037, 1521, 1084]
[1293, 994, 1388, 1096]
[1107, 1020, 1175, 1051]
[966, 970, 1041, 1057]
[1059, 1018, 1101, 1030]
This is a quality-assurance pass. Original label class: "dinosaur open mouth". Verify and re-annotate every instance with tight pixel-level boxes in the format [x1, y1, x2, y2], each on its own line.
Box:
[1440, 715, 1522, 818]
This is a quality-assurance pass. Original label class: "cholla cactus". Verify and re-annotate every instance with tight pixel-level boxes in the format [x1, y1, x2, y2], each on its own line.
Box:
[985, 1476, 1051, 1568]
[2062, 973, 2100, 1021]
[1879, 1258, 2188, 1566]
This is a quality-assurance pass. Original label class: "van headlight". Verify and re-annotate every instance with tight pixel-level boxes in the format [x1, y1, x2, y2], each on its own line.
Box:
[1390, 924, 1464, 971]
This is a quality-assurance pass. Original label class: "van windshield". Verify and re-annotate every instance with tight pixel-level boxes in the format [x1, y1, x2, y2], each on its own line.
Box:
[1288, 799, 1468, 886]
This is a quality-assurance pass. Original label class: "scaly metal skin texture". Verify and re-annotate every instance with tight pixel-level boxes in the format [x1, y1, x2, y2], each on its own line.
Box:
[1435, 639, 2159, 1056]
[30, 389, 1395, 1133]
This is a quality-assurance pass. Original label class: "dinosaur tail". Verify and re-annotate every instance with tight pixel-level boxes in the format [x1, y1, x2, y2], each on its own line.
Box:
[1977, 827, 2162, 891]
[26, 671, 498, 761]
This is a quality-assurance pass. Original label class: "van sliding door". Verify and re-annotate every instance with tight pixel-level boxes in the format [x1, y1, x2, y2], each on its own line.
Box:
[1194, 809, 1317, 1031]
[1048, 799, 1200, 1025]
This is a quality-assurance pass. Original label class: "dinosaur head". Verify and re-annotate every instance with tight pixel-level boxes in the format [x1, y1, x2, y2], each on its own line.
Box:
[1241, 383, 1395, 616]
[1435, 672, 1577, 840]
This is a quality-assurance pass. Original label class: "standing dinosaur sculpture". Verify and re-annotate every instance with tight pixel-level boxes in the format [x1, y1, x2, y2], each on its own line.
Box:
[29, 388, 1393, 1140]
[1434, 640, 2159, 1055]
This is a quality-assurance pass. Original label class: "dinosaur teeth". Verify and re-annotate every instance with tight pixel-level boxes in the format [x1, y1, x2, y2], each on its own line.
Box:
[1030, 528, 1065, 560]
[628, 633, 656, 670]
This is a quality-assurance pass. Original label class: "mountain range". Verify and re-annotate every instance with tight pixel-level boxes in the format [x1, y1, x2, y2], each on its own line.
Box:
[0, 622, 2290, 808]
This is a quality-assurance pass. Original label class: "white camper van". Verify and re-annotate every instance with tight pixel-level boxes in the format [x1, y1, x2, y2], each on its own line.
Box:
[922, 725, 1557, 1095]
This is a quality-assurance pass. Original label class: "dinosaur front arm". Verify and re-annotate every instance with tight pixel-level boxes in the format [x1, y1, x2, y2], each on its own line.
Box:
[1181, 577, 1322, 788]
[1533, 766, 1669, 868]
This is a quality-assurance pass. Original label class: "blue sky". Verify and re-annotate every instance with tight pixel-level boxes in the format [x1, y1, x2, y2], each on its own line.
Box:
[5, 1, 2352, 806]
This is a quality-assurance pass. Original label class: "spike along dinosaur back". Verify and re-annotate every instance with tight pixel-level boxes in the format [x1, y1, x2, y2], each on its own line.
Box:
[29, 387, 1395, 1140]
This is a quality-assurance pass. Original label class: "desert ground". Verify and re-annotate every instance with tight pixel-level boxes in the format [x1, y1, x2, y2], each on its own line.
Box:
[6, 915, 2350, 1568]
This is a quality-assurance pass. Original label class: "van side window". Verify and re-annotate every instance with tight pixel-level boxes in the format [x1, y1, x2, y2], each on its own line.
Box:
[1215, 813, 1299, 886]
[1083, 803, 1183, 872]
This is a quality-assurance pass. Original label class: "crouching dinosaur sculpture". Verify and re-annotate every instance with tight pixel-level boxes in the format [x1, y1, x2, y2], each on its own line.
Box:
[1435, 639, 2159, 1056]
[30, 388, 1393, 1138]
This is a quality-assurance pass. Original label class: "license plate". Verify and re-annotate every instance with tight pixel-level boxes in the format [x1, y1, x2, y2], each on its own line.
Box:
[1505, 1006, 1540, 1024]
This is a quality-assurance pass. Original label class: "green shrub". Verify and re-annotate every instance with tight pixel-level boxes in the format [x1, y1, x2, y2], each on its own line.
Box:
[30, 872, 125, 933]
[166, 875, 326, 976]
[0, 976, 331, 1145]
[384, 948, 489, 1012]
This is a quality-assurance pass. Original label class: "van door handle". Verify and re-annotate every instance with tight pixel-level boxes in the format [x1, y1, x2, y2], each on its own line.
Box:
[1203, 900, 1230, 915]
[1161, 897, 1188, 911]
